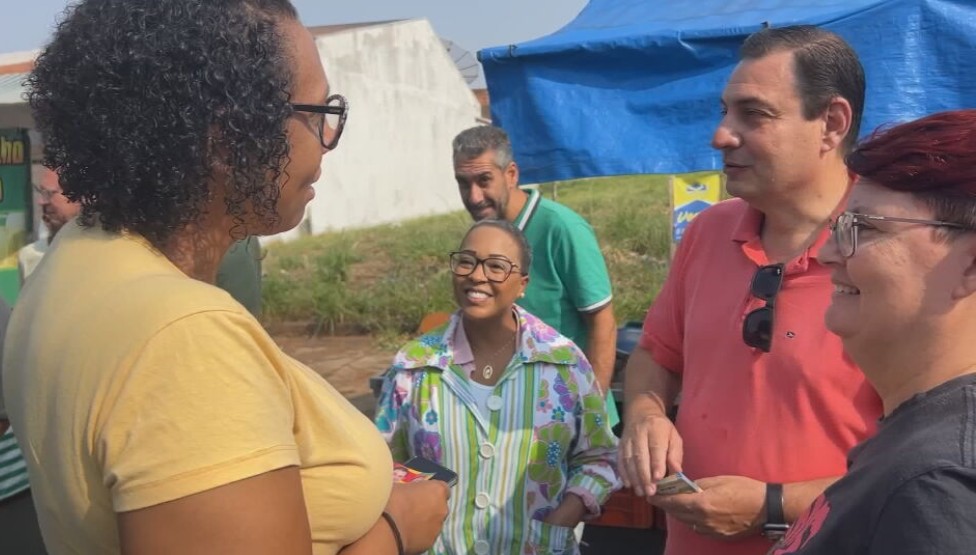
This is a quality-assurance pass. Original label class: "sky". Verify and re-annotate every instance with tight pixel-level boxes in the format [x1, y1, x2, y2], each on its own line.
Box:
[0, 0, 588, 86]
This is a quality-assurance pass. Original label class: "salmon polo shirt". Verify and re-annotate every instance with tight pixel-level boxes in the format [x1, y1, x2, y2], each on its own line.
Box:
[639, 198, 882, 555]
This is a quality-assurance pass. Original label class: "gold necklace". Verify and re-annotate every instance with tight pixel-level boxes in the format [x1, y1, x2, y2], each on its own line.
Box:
[477, 330, 517, 380]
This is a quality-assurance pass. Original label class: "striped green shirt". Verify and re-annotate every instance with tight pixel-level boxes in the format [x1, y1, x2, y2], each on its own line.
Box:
[375, 307, 619, 555]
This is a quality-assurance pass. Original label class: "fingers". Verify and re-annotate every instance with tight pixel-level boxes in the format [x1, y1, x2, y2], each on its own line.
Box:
[646, 492, 675, 510]
[619, 416, 681, 497]
[633, 435, 657, 497]
[618, 436, 643, 492]
[666, 428, 684, 474]
[647, 491, 698, 523]
[648, 438, 669, 484]
[617, 423, 642, 488]
[619, 425, 655, 496]
[645, 416, 679, 494]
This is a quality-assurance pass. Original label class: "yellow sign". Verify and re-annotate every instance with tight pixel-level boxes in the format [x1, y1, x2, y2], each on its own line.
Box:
[669, 172, 723, 247]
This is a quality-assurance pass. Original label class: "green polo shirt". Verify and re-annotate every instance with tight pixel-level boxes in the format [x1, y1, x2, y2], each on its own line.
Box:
[216, 236, 263, 317]
[513, 189, 618, 425]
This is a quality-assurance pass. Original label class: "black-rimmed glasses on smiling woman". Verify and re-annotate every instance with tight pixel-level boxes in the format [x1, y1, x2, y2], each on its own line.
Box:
[291, 94, 348, 151]
[829, 211, 972, 258]
[449, 252, 523, 283]
[743, 264, 785, 352]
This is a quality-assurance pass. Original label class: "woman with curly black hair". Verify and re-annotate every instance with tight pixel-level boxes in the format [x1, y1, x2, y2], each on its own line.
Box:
[1, 1, 448, 554]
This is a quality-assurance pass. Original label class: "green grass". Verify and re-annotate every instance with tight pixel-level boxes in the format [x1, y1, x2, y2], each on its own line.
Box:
[263, 174, 694, 338]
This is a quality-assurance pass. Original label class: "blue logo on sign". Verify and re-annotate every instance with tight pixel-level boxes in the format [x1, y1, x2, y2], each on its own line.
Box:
[672, 199, 714, 243]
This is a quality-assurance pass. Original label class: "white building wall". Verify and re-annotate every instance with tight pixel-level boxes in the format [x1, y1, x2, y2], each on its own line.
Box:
[270, 19, 482, 241]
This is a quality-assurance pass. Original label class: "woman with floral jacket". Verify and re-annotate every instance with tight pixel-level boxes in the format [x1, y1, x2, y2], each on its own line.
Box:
[375, 220, 619, 555]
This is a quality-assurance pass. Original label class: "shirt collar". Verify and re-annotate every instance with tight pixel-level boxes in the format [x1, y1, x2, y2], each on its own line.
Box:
[512, 188, 541, 231]
[391, 305, 579, 371]
[730, 191, 847, 274]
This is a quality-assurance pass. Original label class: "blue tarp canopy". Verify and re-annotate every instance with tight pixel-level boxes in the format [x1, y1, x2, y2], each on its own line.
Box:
[480, 0, 976, 183]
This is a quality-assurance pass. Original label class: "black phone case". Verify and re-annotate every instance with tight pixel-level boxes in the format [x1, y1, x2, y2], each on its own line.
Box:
[404, 456, 459, 487]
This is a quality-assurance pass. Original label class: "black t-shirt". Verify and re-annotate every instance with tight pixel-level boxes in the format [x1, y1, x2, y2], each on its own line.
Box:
[770, 373, 976, 555]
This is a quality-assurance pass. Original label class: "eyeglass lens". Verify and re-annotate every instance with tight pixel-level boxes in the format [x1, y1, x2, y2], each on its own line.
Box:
[743, 307, 775, 352]
[750, 264, 784, 300]
[324, 96, 343, 134]
[835, 213, 855, 257]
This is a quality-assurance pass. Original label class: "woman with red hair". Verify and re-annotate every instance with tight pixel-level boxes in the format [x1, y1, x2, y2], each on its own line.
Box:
[770, 110, 976, 554]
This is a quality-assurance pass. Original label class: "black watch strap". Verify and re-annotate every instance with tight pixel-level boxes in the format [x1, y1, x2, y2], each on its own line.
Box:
[762, 483, 789, 540]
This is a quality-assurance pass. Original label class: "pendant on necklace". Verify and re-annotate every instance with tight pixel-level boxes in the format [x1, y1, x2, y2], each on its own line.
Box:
[482, 364, 494, 380]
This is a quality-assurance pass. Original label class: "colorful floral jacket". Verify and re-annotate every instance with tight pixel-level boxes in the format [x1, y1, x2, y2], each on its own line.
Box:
[374, 307, 619, 555]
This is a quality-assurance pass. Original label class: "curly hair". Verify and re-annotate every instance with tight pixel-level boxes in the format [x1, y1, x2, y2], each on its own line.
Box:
[27, 0, 300, 247]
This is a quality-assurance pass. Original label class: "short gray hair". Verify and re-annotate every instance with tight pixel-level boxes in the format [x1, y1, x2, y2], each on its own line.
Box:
[452, 126, 513, 169]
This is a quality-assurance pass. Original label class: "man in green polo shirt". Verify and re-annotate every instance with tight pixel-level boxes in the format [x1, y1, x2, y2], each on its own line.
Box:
[452, 126, 618, 426]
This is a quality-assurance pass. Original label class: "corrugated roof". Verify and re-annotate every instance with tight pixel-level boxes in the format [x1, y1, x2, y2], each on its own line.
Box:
[0, 72, 27, 105]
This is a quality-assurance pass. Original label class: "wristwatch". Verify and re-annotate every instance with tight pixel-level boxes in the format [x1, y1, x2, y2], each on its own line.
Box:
[761, 483, 790, 540]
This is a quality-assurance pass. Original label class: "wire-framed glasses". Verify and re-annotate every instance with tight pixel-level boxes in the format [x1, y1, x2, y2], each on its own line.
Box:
[830, 211, 971, 258]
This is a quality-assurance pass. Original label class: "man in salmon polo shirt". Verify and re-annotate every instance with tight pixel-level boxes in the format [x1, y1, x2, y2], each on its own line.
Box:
[618, 25, 883, 555]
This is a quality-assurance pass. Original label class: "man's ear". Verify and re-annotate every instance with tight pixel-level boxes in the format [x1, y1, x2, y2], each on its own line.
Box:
[822, 97, 853, 154]
[506, 161, 520, 189]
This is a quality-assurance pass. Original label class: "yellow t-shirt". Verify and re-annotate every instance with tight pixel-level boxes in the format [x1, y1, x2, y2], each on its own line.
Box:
[2, 222, 392, 555]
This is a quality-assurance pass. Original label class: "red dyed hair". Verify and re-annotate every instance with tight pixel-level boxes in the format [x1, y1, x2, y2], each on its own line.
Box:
[847, 109, 976, 229]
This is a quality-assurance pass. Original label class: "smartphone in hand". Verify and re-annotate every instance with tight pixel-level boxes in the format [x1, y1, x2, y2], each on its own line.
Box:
[654, 472, 703, 495]
[397, 456, 458, 487]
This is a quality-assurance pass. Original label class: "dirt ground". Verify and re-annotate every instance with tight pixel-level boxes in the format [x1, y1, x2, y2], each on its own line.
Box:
[272, 332, 395, 418]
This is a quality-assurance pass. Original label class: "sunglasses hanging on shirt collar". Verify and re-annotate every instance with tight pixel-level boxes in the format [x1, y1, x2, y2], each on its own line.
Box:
[742, 264, 785, 352]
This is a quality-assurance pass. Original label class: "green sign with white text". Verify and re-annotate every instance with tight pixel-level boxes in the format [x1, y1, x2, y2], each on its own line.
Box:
[0, 128, 31, 304]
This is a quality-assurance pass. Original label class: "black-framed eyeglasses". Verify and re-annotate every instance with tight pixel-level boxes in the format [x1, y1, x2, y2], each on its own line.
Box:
[449, 251, 522, 283]
[830, 211, 971, 258]
[291, 94, 348, 151]
[743, 264, 784, 352]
